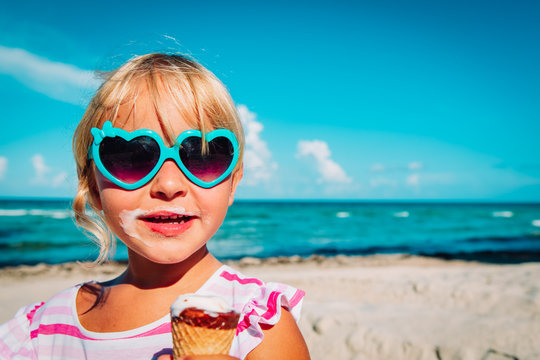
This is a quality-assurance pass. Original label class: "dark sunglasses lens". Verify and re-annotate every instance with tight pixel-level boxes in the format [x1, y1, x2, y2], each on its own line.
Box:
[180, 137, 234, 182]
[99, 136, 160, 184]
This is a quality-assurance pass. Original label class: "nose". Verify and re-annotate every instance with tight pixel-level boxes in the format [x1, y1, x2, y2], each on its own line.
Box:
[149, 160, 189, 200]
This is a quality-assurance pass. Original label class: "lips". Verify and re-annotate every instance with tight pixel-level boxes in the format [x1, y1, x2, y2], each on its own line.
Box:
[139, 211, 196, 236]
[143, 214, 192, 224]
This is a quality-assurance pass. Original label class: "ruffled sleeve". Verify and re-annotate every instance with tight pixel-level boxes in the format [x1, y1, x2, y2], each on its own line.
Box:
[0, 302, 43, 359]
[229, 280, 305, 359]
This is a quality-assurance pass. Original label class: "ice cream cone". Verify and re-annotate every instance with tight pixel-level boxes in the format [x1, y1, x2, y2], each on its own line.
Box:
[170, 294, 240, 359]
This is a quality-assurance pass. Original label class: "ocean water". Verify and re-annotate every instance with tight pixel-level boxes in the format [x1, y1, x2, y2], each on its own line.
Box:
[0, 199, 539, 267]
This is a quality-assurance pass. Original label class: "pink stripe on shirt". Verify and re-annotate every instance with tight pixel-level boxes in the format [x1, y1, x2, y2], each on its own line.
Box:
[9, 317, 30, 344]
[236, 309, 257, 335]
[31, 322, 170, 341]
[263, 291, 279, 320]
[136, 322, 171, 338]
[236, 291, 280, 335]
[26, 302, 44, 325]
[31, 324, 93, 341]
[40, 305, 73, 317]
[220, 271, 263, 286]
[289, 289, 305, 308]
[35, 343, 170, 359]
[236, 289, 304, 335]
[0, 337, 35, 359]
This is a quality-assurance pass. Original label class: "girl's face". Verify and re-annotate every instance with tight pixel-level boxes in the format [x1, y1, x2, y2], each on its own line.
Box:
[92, 87, 242, 265]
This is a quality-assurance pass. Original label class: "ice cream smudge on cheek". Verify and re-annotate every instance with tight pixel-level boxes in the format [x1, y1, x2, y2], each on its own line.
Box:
[119, 206, 191, 246]
[119, 208, 151, 246]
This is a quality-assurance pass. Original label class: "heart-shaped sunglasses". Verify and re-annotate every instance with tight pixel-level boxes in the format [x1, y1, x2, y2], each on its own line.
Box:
[88, 121, 239, 190]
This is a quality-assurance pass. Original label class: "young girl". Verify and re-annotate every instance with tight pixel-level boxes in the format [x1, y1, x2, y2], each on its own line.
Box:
[0, 53, 310, 360]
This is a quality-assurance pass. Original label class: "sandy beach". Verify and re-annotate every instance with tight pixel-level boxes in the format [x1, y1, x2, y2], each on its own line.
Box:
[1, 255, 539, 360]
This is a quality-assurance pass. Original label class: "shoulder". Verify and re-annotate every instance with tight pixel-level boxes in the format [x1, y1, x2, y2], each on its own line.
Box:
[33, 284, 81, 324]
[15, 284, 79, 331]
[203, 265, 305, 316]
[203, 266, 307, 359]
[245, 308, 310, 360]
[0, 285, 79, 359]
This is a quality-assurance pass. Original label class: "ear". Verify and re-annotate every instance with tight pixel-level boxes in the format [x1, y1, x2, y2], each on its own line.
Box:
[228, 166, 243, 206]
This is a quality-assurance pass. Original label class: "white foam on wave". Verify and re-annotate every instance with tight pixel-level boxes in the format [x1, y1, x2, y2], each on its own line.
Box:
[29, 209, 71, 219]
[336, 212, 350, 218]
[29, 209, 50, 216]
[492, 211, 514, 218]
[532, 220, 540, 227]
[0, 209, 28, 216]
[393, 211, 410, 218]
[0, 208, 71, 218]
[50, 211, 71, 219]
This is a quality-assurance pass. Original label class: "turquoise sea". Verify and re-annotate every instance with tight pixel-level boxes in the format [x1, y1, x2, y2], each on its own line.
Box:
[1, 199, 539, 267]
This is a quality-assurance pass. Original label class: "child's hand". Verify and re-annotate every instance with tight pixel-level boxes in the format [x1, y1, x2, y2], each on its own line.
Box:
[157, 355, 239, 360]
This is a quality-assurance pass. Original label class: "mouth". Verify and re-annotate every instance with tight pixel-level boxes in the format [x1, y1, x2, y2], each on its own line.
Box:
[141, 214, 194, 224]
[138, 211, 197, 236]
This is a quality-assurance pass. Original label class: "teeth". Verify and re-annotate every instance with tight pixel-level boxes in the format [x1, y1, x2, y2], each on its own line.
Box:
[165, 219, 185, 224]
[148, 215, 189, 223]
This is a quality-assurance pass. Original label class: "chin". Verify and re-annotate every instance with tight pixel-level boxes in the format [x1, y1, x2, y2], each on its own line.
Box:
[133, 244, 207, 265]
[143, 250, 192, 264]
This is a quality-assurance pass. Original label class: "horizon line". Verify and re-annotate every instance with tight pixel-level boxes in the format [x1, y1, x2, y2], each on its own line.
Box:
[1, 196, 539, 205]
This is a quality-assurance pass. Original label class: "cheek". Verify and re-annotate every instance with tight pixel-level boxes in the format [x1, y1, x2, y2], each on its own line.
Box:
[98, 188, 139, 232]
[199, 184, 233, 223]
[95, 170, 137, 214]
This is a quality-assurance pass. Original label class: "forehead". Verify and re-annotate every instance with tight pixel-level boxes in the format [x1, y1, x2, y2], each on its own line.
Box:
[100, 74, 237, 145]
[109, 83, 211, 146]
[114, 89, 187, 132]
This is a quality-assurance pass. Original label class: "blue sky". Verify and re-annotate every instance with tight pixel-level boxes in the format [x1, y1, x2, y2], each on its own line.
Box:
[0, 0, 539, 200]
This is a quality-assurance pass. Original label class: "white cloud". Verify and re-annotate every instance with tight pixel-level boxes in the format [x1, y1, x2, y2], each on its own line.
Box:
[29, 154, 70, 188]
[0, 157, 7, 180]
[406, 173, 420, 186]
[419, 172, 455, 185]
[31, 154, 50, 183]
[52, 172, 68, 187]
[297, 140, 352, 184]
[0, 45, 101, 105]
[370, 177, 398, 188]
[370, 163, 385, 172]
[370, 161, 424, 172]
[408, 161, 423, 171]
[237, 105, 278, 186]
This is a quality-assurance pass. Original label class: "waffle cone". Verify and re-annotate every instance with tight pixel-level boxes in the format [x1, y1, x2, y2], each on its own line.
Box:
[171, 317, 236, 358]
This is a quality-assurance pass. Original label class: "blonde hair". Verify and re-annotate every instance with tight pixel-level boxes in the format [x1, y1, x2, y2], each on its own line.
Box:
[72, 53, 244, 264]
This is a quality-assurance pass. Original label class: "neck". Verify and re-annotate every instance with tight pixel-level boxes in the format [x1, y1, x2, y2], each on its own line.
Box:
[119, 246, 222, 291]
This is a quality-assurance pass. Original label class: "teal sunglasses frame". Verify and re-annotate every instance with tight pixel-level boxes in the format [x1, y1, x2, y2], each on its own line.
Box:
[88, 121, 239, 190]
